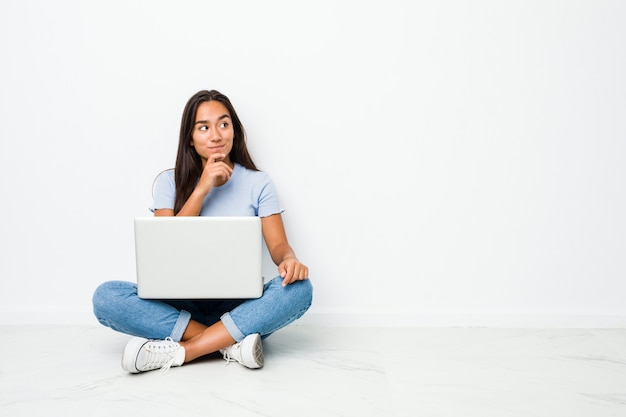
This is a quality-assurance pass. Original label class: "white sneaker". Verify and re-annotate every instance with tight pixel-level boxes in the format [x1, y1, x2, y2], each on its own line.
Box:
[220, 333, 264, 369]
[122, 337, 185, 373]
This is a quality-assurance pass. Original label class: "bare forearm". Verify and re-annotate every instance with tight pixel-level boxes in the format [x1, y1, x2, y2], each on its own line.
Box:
[176, 188, 208, 216]
[270, 242, 297, 266]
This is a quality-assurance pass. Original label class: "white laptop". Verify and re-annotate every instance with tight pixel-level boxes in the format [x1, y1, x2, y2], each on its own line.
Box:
[134, 216, 263, 299]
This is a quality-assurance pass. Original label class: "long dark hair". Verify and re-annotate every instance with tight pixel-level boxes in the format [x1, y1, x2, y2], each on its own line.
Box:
[174, 90, 258, 214]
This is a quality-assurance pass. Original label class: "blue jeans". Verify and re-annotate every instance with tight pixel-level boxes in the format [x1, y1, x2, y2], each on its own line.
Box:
[92, 276, 312, 342]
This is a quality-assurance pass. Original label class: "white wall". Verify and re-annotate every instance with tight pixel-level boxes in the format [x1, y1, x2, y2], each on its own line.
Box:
[1, 0, 625, 327]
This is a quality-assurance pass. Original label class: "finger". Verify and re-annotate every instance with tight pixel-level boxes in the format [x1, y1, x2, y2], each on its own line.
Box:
[219, 167, 232, 180]
[281, 266, 292, 286]
[294, 264, 306, 279]
[204, 165, 232, 182]
[299, 268, 309, 280]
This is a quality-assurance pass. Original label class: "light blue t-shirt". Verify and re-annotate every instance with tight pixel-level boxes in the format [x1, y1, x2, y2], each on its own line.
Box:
[150, 163, 284, 217]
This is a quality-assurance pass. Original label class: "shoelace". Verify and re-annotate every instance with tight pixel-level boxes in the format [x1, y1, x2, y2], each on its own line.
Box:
[144, 337, 180, 373]
[222, 343, 241, 366]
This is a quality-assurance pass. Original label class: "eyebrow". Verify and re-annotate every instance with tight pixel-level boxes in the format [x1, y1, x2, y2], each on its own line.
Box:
[194, 114, 231, 125]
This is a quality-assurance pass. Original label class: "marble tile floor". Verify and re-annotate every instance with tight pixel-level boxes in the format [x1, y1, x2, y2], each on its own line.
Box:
[2, 324, 626, 417]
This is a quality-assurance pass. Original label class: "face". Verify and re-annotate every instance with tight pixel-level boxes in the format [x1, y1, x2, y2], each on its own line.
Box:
[191, 100, 234, 167]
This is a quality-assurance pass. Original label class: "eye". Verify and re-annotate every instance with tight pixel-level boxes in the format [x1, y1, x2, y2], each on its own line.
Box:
[219, 122, 229, 128]
[198, 125, 208, 131]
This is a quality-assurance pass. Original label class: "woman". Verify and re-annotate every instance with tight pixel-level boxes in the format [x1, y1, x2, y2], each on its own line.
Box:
[93, 90, 313, 373]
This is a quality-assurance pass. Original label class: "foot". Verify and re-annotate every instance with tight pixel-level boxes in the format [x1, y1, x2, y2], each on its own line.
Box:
[122, 337, 185, 373]
[219, 333, 264, 369]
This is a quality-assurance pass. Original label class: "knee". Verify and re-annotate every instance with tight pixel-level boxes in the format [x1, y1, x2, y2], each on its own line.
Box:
[287, 278, 313, 310]
[285, 279, 313, 323]
[92, 280, 136, 318]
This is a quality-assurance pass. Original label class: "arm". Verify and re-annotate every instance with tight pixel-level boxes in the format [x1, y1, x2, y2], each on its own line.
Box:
[261, 213, 309, 287]
[154, 188, 211, 216]
[154, 155, 233, 217]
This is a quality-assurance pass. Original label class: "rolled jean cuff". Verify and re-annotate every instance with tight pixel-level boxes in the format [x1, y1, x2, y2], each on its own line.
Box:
[220, 312, 245, 342]
[170, 310, 192, 342]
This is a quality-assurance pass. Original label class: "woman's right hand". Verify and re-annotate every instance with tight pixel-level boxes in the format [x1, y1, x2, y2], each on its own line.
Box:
[173, 154, 233, 216]
[197, 153, 233, 195]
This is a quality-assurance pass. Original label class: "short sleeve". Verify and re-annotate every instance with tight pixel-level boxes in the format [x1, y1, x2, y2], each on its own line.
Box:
[150, 169, 176, 212]
[257, 175, 284, 218]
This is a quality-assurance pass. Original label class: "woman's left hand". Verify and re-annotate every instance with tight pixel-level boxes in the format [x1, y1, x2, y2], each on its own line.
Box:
[279, 258, 309, 287]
